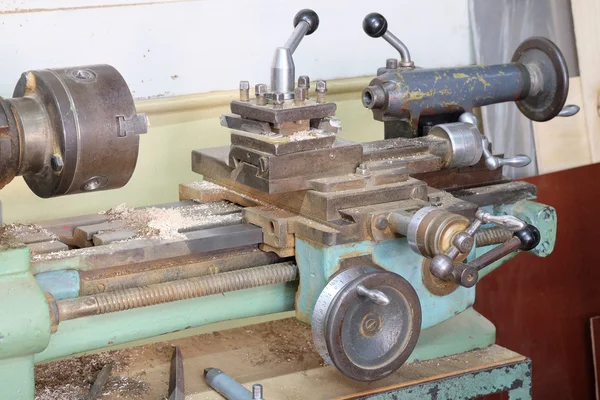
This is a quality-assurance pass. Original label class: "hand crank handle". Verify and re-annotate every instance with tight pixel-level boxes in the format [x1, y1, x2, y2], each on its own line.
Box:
[431, 225, 541, 288]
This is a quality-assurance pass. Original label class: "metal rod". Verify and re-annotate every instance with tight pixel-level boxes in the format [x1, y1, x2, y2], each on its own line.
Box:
[54, 262, 298, 323]
[382, 31, 411, 64]
[204, 368, 253, 400]
[468, 236, 521, 271]
[284, 21, 309, 54]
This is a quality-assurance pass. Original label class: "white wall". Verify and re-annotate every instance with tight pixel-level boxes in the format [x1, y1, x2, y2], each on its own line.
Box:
[0, 0, 474, 99]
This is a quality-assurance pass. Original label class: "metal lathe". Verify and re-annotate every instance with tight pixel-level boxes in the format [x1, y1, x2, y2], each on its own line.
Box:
[0, 9, 570, 399]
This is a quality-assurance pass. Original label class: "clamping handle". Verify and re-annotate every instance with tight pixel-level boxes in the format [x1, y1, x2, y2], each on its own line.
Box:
[285, 9, 319, 54]
[459, 112, 532, 171]
[481, 137, 531, 170]
[363, 12, 413, 67]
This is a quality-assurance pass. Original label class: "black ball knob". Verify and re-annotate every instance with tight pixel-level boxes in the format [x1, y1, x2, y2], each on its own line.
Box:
[363, 12, 388, 38]
[294, 9, 319, 35]
[514, 225, 541, 251]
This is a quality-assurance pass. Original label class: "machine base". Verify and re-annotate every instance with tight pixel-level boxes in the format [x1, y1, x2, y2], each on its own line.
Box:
[30, 308, 527, 399]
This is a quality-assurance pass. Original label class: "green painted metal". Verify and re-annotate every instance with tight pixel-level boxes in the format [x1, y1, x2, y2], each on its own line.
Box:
[295, 237, 476, 328]
[35, 281, 297, 362]
[0, 200, 555, 398]
[0, 246, 51, 399]
[497, 200, 557, 257]
[479, 200, 557, 279]
[0, 356, 36, 400]
[355, 359, 532, 399]
[408, 307, 496, 363]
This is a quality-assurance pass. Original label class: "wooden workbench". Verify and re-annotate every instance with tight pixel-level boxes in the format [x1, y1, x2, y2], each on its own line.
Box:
[35, 318, 531, 399]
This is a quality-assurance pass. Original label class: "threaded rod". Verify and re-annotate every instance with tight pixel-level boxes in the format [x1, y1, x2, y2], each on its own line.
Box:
[475, 226, 513, 247]
[55, 262, 297, 323]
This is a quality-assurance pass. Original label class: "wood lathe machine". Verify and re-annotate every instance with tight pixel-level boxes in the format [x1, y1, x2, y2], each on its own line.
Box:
[0, 9, 574, 399]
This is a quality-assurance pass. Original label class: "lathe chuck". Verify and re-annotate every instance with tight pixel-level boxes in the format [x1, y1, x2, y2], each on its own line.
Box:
[312, 267, 422, 381]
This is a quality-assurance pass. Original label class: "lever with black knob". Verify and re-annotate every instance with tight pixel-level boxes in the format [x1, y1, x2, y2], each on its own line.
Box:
[271, 9, 320, 98]
[363, 12, 414, 68]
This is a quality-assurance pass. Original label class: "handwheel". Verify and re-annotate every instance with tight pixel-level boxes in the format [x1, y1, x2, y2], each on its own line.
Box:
[512, 37, 569, 122]
[312, 267, 422, 381]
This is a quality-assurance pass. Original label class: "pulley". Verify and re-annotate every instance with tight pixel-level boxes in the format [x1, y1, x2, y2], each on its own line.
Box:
[311, 266, 422, 381]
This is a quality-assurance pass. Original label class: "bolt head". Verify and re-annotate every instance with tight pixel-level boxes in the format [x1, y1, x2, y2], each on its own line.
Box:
[298, 75, 310, 88]
[386, 58, 399, 69]
[255, 84, 267, 95]
[315, 80, 327, 93]
[239, 81, 250, 90]
[375, 217, 388, 230]
[294, 87, 307, 101]
[273, 92, 284, 105]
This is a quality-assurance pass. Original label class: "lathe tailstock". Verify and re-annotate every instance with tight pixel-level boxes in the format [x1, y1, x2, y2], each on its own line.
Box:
[0, 9, 569, 399]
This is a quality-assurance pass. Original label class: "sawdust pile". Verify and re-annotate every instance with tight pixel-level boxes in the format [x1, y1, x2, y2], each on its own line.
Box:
[34, 350, 148, 400]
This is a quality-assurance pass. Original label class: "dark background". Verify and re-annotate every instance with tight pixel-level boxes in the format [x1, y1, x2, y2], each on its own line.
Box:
[476, 163, 600, 399]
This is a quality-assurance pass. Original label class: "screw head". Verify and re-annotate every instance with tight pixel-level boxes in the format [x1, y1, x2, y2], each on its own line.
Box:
[50, 155, 63, 172]
[298, 75, 310, 88]
[315, 80, 327, 93]
[239, 81, 250, 90]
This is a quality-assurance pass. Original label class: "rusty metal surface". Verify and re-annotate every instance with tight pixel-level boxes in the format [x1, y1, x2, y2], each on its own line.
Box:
[230, 131, 336, 156]
[475, 226, 513, 247]
[230, 99, 336, 124]
[450, 181, 536, 206]
[54, 262, 299, 323]
[364, 63, 530, 138]
[0, 97, 20, 190]
[32, 223, 264, 275]
[78, 246, 282, 295]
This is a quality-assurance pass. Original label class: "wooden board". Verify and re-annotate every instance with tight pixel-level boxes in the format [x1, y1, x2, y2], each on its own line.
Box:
[34, 318, 526, 400]
[476, 162, 600, 400]
[571, 0, 600, 161]
[533, 77, 592, 174]
[592, 317, 600, 400]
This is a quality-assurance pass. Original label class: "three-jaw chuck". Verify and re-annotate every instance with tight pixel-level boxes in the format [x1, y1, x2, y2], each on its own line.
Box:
[0, 65, 147, 197]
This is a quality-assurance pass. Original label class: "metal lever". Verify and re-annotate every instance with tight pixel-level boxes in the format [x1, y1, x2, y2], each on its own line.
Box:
[482, 137, 531, 170]
[271, 9, 319, 97]
[475, 210, 526, 231]
[557, 104, 580, 117]
[285, 9, 319, 54]
[459, 112, 531, 171]
[363, 13, 414, 67]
